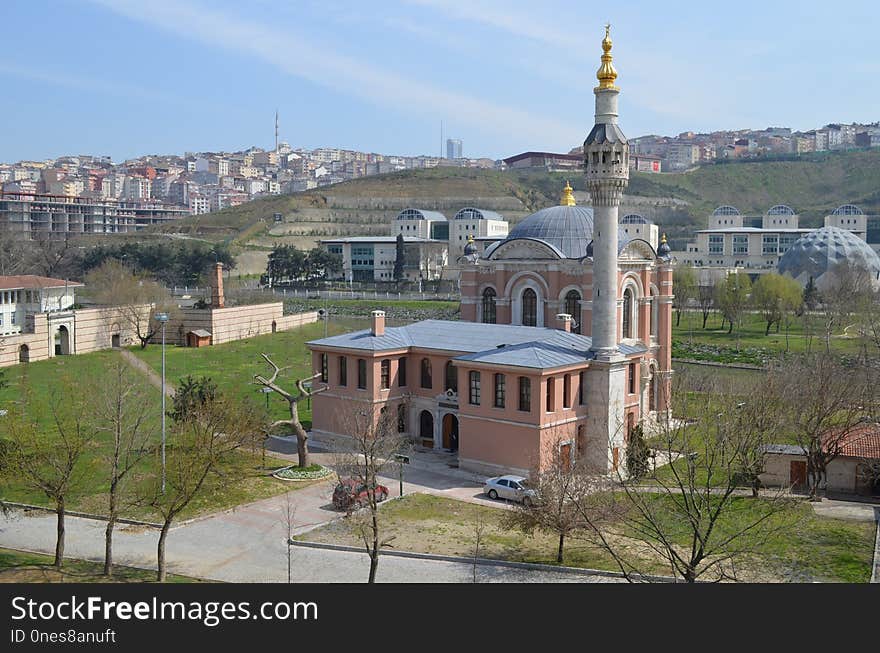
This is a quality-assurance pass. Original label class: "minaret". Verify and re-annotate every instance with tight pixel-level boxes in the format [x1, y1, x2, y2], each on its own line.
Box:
[583, 25, 630, 475]
[584, 24, 629, 357]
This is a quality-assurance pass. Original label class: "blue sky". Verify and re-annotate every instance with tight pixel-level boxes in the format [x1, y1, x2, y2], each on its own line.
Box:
[2, 0, 878, 162]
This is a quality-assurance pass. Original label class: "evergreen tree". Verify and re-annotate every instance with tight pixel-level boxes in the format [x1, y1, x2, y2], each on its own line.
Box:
[625, 422, 651, 481]
[803, 276, 820, 311]
[393, 233, 405, 282]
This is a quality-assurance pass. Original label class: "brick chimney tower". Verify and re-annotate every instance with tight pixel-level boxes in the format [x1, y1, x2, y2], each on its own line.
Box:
[211, 262, 225, 308]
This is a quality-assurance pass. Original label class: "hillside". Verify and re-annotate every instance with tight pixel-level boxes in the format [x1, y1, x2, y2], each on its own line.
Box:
[149, 148, 880, 275]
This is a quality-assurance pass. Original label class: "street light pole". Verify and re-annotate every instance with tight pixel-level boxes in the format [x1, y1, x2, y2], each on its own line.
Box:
[156, 312, 170, 494]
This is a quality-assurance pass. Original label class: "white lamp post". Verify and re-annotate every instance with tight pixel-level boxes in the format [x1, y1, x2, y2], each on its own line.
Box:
[155, 312, 170, 493]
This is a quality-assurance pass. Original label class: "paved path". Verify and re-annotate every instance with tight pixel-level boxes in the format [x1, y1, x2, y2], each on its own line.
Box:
[0, 503, 614, 583]
[117, 348, 174, 397]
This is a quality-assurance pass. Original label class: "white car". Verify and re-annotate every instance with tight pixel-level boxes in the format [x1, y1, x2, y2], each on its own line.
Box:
[483, 475, 537, 505]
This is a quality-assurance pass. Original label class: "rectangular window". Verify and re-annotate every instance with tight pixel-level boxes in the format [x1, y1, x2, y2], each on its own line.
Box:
[321, 353, 328, 383]
[338, 356, 347, 386]
[357, 359, 367, 389]
[546, 377, 555, 412]
[732, 235, 748, 254]
[762, 234, 778, 255]
[518, 377, 531, 412]
[380, 359, 390, 390]
[494, 373, 505, 408]
[708, 234, 723, 254]
[629, 362, 636, 395]
[469, 371, 481, 405]
[579, 371, 585, 405]
[563, 374, 571, 408]
[398, 357, 407, 386]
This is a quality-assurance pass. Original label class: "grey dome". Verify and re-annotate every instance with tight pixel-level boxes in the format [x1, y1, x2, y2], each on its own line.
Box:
[777, 226, 880, 290]
[503, 205, 595, 259]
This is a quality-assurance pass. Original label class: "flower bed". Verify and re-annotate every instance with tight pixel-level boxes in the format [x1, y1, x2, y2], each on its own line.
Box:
[273, 464, 334, 481]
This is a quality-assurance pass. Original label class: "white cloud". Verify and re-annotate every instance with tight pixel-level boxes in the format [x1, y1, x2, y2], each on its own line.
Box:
[89, 0, 581, 147]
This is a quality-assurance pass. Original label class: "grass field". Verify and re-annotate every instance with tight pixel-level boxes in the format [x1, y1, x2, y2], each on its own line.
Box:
[672, 310, 868, 365]
[0, 547, 203, 583]
[299, 493, 875, 582]
[131, 319, 355, 430]
[0, 350, 312, 521]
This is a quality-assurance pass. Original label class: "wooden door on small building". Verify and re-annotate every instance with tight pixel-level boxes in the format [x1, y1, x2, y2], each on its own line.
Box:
[790, 460, 807, 491]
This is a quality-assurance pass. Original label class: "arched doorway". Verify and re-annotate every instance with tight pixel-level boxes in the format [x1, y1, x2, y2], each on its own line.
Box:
[54, 325, 70, 356]
[419, 410, 434, 447]
[442, 413, 459, 452]
[19, 344, 29, 363]
[111, 333, 121, 348]
[271, 320, 277, 333]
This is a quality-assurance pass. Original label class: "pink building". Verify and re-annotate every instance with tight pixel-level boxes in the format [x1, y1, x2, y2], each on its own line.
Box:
[307, 28, 674, 477]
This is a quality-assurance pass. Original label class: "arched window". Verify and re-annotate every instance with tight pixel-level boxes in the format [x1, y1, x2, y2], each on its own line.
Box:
[522, 288, 537, 327]
[481, 287, 496, 324]
[650, 290, 658, 339]
[622, 287, 634, 339]
[444, 361, 457, 392]
[420, 358, 432, 389]
[564, 290, 581, 334]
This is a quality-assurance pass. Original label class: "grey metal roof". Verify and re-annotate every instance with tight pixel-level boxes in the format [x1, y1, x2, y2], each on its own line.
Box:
[500, 205, 595, 259]
[584, 123, 627, 146]
[308, 319, 647, 369]
[189, 329, 212, 337]
[395, 208, 447, 221]
[761, 444, 807, 456]
[453, 207, 504, 221]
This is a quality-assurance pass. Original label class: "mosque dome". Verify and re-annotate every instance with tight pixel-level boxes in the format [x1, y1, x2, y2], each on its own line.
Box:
[463, 234, 477, 256]
[502, 205, 595, 259]
[777, 226, 880, 290]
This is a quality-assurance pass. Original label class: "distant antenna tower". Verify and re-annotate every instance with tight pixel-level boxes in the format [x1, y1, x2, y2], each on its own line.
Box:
[275, 109, 279, 152]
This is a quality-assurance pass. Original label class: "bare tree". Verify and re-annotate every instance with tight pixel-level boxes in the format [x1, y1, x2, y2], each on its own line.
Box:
[0, 231, 32, 275]
[2, 387, 89, 568]
[29, 231, 79, 278]
[83, 259, 176, 349]
[569, 373, 795, 583]
[147, 394, 265, 582]
[91, 357, 155, 576]
[333, 406, 407, 583]
[502, 429, 596, 565]
[697, 281, 715, 330]
[253, 353, 326, 468]
[281, 493, 297, 584]
[770, 354, 872, 500]
[471, 512, 486, 583]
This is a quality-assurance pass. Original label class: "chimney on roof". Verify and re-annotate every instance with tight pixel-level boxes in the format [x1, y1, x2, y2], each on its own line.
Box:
[371, 310, 385, 336]
[556, 313, 572, 333]
[211, 262, 225, 308]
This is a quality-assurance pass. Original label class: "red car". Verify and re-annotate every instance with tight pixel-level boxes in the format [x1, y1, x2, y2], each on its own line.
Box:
[332, 478, 389, 511]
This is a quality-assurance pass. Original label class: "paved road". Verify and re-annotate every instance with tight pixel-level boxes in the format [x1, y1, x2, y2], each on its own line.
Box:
[0, 503, 614, 583]
[0, 450, 611, 582]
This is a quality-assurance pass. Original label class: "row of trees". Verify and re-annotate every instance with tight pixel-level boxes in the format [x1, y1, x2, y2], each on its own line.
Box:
[0, 362, 265, 581]
[500, 352, 878, 582]
[264, 245, 342, 285]
[0, 230, 235, 286]
[674, 261, 879, 352]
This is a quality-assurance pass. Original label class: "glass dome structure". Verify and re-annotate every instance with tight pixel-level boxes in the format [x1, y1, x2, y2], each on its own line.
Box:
[777, 226, 880, 290]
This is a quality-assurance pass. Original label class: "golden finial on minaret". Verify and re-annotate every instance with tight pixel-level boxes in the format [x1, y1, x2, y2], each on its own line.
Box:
[560, 180, 576, 206]
[596, 23, 618, 91]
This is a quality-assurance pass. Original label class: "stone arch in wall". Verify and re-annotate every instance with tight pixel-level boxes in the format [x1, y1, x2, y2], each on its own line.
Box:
[648, 283, 660, 340]
[507, 273, 548, 327]
[620, 276, 642, 341]
[418, 410, 434, 446]
[19, 344, 29, 363]
[480, 285, 497, 324]
[559, 286, 583, 333]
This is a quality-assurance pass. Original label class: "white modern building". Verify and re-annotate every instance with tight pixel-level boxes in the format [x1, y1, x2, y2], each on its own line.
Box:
[323, 236, 448, 282]
[448, 208, 509, 258]
[676, 203, 879, 272]
[0, 276, 82, 337]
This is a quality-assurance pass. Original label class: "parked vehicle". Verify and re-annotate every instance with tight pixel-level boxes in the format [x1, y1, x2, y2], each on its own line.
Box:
[332, 478, 390, 511]
[483, 475, 537, 505]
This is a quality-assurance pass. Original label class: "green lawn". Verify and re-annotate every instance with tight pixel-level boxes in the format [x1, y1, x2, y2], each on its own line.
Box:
[0, 349, 310, 521]
[672, 310, 868, 365]
[0, 547, 204, 583]
[131, 319, 355, 429]
[298, 493, 875, 582]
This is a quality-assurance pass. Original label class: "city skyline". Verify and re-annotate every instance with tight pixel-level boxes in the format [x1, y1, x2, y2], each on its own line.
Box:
[2, 0, 879, 162]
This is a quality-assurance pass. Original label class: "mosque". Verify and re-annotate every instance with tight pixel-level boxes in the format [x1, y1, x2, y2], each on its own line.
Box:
[307, 27, 674, 476]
